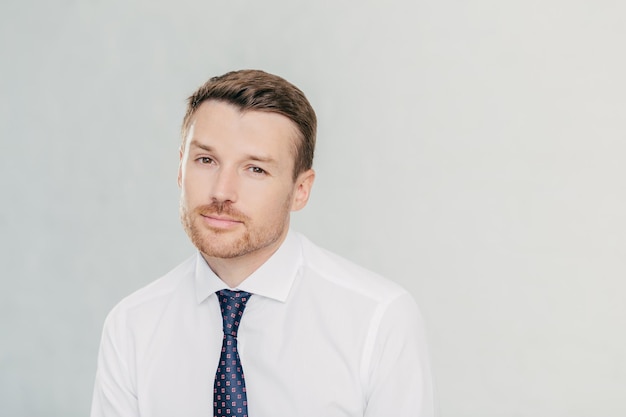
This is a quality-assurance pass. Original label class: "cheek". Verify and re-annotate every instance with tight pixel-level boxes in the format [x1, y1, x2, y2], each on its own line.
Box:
[180, 177, 206, 205]
[181, 166, 210, 187]
[245, 186, 292, 213]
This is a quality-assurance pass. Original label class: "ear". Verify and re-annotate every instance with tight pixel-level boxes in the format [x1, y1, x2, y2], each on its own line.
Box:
[291, 169, 315, 211]
[177, 146, 184, 188]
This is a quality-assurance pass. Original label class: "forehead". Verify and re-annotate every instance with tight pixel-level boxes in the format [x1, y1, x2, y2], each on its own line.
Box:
[186, 101, 299, 158]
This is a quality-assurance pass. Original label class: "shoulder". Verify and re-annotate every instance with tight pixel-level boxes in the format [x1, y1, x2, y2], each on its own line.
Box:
[104, 254, 197, 326]
[296, 232, 412, 306]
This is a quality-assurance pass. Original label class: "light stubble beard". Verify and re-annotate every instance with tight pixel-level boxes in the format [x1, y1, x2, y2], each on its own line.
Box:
[180, 196, 292, 260]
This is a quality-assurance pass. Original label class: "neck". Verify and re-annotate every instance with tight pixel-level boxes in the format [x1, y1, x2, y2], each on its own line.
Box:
[202, 231, 288, 288]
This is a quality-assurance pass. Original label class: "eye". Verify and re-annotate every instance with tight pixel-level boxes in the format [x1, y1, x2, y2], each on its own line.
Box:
[196, 157, 215, 165]
[248, 166, 267, 175]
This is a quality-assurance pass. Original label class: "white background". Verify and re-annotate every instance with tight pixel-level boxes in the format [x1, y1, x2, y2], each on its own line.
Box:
[1, 1, 625, 416]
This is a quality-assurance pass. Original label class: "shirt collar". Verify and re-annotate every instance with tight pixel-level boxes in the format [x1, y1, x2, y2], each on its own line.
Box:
[194, 230, 302, 304]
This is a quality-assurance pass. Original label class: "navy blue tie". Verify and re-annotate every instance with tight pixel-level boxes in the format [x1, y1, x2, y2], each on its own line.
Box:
[214, 290, 252, 417]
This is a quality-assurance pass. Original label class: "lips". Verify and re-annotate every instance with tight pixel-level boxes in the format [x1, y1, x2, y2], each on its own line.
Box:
[195, 203, 248, 230]
[201, 214, 240, 222]
[200, 213, 243, 229]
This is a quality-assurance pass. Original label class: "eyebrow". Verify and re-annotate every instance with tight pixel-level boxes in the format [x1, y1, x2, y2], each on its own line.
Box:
[189, 140, 214, 152]
[188, 139, 278, 165]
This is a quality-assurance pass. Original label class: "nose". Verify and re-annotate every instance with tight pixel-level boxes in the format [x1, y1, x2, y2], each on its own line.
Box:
[210, 167, 238, 203]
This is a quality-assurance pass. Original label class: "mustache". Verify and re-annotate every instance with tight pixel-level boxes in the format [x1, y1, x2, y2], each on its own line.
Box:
[195, 202, 248, 222]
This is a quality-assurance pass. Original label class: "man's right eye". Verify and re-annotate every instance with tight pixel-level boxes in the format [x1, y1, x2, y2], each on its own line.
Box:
[197, 157, 214, 164]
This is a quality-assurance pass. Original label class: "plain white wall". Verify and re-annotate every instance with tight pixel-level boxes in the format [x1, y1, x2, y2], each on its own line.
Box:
[1, 1, 625, 416]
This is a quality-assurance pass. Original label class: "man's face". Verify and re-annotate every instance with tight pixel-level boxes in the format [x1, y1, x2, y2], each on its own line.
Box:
[179, 100, 313, 262]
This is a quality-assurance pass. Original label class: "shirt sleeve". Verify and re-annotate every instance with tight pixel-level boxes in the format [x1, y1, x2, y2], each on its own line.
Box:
[90, 308, 139, 417]
[363, 292, 436, 417]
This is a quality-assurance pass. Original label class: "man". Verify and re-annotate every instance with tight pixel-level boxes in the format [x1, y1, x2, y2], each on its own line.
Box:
[91, 69, 435, 417]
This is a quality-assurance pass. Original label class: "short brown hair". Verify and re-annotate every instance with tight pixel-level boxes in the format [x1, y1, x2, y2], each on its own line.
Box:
[181, 69, 317, 179]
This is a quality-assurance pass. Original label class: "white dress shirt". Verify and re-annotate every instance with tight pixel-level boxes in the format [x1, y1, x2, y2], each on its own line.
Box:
[91, 230, 435, 417]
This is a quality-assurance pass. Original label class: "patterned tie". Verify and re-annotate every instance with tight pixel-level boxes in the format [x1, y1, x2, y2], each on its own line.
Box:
[214, 290, 252, 417]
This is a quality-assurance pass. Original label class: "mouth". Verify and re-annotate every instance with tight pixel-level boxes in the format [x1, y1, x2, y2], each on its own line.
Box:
[200, 214, 243, 229]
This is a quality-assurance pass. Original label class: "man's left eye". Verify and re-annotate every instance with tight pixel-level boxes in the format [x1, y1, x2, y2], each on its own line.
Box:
[249, 166, 266, 174]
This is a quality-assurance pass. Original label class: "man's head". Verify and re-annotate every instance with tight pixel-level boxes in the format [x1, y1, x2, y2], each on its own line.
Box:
[181, 69, 316, 180]
[178, 70, 316, 275]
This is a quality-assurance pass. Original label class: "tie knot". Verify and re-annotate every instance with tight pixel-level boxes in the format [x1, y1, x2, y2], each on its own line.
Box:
[217, 290, 251, 337]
